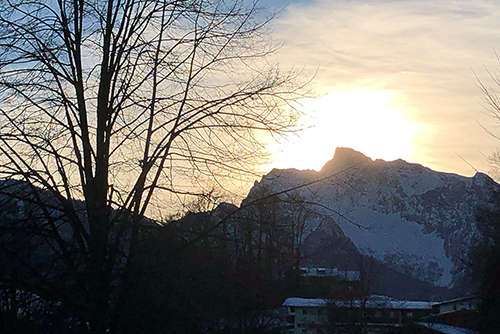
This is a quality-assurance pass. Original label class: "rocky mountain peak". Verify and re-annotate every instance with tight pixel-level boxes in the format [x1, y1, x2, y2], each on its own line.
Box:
[320, 147, 373, 174]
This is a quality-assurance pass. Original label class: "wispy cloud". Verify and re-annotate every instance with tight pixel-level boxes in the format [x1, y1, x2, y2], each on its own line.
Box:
[267, 0, 500, 175]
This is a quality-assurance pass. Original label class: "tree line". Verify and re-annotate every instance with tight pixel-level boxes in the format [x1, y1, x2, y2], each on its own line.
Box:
[0, 178, 350, 333]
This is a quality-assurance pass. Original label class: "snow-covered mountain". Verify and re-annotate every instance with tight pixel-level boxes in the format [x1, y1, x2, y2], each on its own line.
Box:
[245, 147, 499, 292]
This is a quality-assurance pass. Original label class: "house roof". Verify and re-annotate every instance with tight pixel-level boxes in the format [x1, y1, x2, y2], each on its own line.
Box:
[283, 297, 328, 308]
[299, 267, 360, 281]
[283, 295, 434, 310]
[417, 322, 479, 334]
[433, 296, 478, 306]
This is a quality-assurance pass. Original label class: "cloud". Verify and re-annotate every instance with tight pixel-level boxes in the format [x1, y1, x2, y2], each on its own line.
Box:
[266, 0, 500, 175]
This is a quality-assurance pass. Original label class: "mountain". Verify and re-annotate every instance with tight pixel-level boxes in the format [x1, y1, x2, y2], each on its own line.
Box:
[3, 148, 496, 303]
[244, 147, 499, 298]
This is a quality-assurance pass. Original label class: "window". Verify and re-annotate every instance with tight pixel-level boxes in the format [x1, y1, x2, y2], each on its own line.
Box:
[303, 309, 308, 315]
[407, 312, 413, 318]
[389, 311, 395, 318]
[375, 311, 381, 318]
[317, 309, 323, 315]
[290, 307, 295, 313]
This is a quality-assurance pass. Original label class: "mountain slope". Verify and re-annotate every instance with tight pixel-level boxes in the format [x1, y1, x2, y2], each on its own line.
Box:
[246, 147, 499, 292]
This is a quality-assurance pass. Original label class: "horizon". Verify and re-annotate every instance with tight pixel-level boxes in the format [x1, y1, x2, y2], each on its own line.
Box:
[259, 0, 500, 178]
[261, 146, 487, 180]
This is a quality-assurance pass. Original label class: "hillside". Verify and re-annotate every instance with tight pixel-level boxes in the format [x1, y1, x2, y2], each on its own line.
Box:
[244, 147, 499, 297]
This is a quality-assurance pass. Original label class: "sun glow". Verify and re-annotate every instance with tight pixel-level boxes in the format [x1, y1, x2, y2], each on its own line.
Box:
[268, 89, 419, 171]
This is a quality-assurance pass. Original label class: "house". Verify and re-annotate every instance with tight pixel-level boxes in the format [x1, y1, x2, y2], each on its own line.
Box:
[281, 298, 328, 334]
[417, 296, 479, 333]
[282, 295, 434, 334]
[299, 267, 360, 281]
[431, 296, 478, 315]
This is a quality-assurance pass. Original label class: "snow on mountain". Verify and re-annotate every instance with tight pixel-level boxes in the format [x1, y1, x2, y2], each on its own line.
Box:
[247, 147, 499, 289]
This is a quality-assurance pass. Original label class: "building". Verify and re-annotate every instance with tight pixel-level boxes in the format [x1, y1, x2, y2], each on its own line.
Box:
[281, 298, 327, 334]
[417, 296, 479, 333]
[431, 296, 478, 315]
[282, 295, 434, 334]
[299, 267, 361, 282]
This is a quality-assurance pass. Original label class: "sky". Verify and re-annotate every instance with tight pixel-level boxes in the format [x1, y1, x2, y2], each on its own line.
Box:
[258, 0, 500, 177]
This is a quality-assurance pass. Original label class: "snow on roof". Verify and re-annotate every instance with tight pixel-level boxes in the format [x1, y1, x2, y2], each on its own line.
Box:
[433, 296, 478, 306]
[330, 297, 433, 310]
[282, 297, 328, 308]
[417, 322, 479, 334]
[299, 267, 360, 281]
[283, 295, 434, 310]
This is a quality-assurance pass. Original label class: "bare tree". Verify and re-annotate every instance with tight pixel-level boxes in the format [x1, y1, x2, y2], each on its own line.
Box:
[0, 0, 304, 332]
[475, 68, 500, 334]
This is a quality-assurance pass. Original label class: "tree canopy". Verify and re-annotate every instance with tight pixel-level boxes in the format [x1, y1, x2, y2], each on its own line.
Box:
[0, 1, 304, 332]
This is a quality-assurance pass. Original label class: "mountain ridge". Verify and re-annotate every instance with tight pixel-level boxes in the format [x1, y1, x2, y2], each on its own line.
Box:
[246, 147, 499, 294]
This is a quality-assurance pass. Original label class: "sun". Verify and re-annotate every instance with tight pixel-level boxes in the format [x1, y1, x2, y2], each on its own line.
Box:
[267, 89, 419, 171]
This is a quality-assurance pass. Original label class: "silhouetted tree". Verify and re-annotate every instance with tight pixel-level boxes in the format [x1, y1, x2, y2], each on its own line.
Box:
[474, 63, 500, 333]
[117, 224, 269, 334]
[473, 203, 500, 334]
[0, 1, 304, 332]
